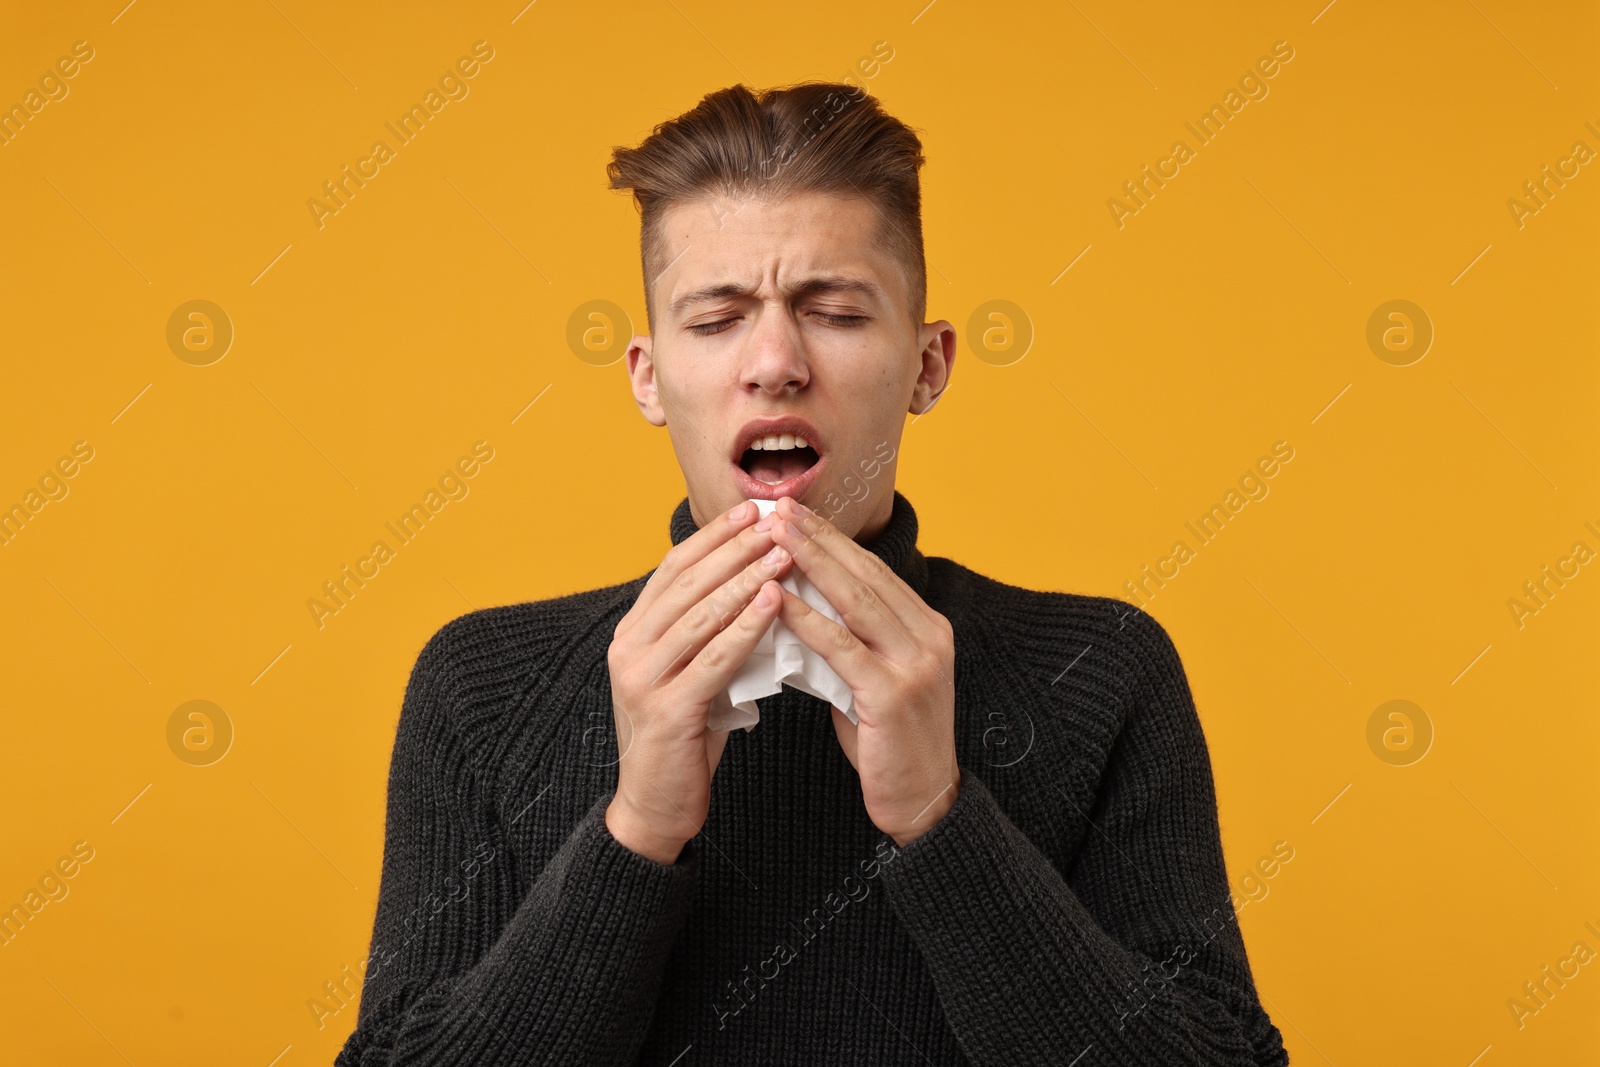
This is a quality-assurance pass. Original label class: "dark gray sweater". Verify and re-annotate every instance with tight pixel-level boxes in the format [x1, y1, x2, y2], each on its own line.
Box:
[334, 490, 1289, 1065]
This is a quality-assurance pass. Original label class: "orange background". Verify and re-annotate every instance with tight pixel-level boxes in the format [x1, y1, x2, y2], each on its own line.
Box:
[2, 1, 1595, 1064]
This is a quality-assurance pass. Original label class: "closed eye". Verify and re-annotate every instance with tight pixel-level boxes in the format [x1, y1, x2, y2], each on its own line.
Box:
[688, 310, 864, 335]
[687, 317, 740, 336]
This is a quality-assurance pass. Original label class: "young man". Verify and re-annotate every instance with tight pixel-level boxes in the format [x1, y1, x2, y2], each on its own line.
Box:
[336, 83, 1289, 1066]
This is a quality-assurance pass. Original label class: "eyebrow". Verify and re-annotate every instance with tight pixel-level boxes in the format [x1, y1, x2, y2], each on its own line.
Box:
[666, 276, 887, 317]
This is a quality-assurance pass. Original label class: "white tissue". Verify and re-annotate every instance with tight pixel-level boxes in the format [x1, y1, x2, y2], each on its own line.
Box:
[708, 498, 856, 733]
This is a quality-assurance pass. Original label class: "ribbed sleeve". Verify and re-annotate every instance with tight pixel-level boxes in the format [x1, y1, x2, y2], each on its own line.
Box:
[334, 624, 701, 1066]
[875, 608, 1290, 1066]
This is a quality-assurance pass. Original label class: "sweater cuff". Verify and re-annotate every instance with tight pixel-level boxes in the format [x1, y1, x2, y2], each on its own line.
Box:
[584, 790, 702, 882]
[876, 764, 1007, 901]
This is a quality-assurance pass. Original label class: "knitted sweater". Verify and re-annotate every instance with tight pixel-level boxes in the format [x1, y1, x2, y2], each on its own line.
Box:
[334, 490, 1290, 1066]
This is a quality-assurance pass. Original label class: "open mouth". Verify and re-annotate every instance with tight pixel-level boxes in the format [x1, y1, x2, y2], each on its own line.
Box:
[730, 420, 827, 500]
[739, 434, 821, 486]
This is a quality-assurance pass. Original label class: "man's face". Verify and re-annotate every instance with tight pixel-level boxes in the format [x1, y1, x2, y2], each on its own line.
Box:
[624, 191, 955, 542]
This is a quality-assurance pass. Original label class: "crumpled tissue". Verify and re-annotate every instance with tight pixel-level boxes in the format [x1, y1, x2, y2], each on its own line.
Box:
[708, 498, 856, 733]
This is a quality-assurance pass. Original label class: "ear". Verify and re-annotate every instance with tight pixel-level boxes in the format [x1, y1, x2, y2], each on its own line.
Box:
[625, 332, 666, 426]
[909, 319, 956, 416]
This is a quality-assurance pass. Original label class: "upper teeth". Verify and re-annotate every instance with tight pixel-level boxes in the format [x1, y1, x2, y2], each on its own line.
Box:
[748, 434, 809, 451]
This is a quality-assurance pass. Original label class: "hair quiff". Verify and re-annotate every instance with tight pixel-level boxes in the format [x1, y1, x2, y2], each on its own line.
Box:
[607, 82, 928, 330]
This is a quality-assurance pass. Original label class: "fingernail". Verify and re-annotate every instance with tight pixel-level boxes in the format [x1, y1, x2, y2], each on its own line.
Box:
[762, 545, 788, 568]
[729, 501, 750, 522]
[782, 518, 804, 539]
[754, 515, 773, 532]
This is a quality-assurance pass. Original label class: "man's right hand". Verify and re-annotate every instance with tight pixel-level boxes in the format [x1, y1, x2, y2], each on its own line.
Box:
[604, 500, 792, 864]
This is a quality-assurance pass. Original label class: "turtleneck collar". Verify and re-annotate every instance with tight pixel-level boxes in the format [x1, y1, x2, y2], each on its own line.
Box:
[669, 490, 929, 599]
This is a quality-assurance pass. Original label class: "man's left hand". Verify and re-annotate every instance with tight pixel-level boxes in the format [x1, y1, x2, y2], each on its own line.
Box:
[768, 496, 960, 846]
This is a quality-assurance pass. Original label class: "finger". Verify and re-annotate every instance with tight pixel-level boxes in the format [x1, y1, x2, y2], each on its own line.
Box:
[645, 542, 790, 689]
[632, 512, 781, 646]
[676, 578, 787, 705]
[774, 587, 884, 699]
[775, 502, 957, 697]
[627, 499, 759, 626]
[769, 500, 923, 652]
[776, 497, 923, 622]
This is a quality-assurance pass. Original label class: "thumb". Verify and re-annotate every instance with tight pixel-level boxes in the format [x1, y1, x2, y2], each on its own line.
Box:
[830, 705, 859, 770]
[704, 690, 738, 779]
[705, 725, 732, 779]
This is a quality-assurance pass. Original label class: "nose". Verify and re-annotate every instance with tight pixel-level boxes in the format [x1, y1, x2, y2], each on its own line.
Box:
[739, 303, 810, 396]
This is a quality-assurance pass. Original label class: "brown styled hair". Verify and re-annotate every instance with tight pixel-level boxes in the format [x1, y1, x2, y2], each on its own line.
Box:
[606, 82, 928, 330]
